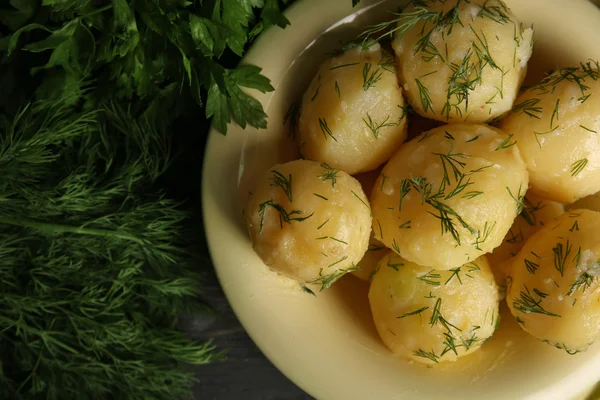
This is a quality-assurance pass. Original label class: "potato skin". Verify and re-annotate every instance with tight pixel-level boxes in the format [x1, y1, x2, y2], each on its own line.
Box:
[488, 194, 564, 281]
[352, 168, 388, 280]
[498, 65, 600, 203]
[245, 160, 371, 288]
[297, 44, 408, 174]
[369, 253, 499, 364]
[393, 0, 532, 123]
[506, 210, 600, 353]
[371, 123, 529, 269]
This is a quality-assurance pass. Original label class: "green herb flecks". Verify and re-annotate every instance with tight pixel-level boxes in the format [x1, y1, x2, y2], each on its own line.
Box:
[318, 163, 340, 187]
[511, 98, 542, 119]
[567, 272, 596, 296]
[270, 170, 293, 202]
[310, 263, 359, 291]
[418, 270, 441, 286]
[363, 113, 399, 139]
[570, 158, 588, 177]
[318, 118, 337, 141]
[413, 348, 440, 363]
[362, 63, 383, 91]
[512, 285, 561, 317]
[552, 239, 572, 277]
[258, 201, 314, 233]
[398, 306, 429, 319]
[416, 77, 434, 114]
[495, 134, 517, 151]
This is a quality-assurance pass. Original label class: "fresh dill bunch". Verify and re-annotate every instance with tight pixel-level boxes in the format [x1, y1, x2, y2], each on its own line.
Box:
[0, 96, 221, 400]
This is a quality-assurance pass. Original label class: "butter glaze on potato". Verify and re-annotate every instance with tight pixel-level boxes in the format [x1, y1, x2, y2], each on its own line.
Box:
[297, 44, 408, 174]
[392, 0, 533, 123]
[506, 210, 600, 354]
[369, 253, 499, 364]
[245, 160, 371, 289]
[498, 63, 600, 203]
[371, 123, 529, 270]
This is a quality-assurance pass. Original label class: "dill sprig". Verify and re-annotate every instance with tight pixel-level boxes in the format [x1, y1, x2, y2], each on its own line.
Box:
[512, 285, 561, 317]
[310, 264, 359, 291]
[0, 99, 220, 399]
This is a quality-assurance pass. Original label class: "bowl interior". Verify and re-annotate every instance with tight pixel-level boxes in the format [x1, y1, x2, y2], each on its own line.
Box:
[203, 1, 600, 399]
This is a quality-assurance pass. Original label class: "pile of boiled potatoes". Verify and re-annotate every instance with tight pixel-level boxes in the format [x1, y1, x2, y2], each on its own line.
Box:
[244, 0, 600, 364]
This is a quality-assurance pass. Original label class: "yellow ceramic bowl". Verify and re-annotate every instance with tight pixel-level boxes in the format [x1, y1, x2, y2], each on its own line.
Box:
[203, 1, 600, 399]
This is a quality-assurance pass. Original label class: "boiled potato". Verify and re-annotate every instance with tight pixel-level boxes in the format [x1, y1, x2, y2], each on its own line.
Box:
[392, 0, 532, 123]
[506, 210, 600, 353]
[498, 63, 600, 203]
[353, 168, 388, 280]
[568, 192, 600, 212]
[369, 253, 500, 364]
[245, 160, 371, 289]
[488, 194, 564, 280]
[371, 123, 529, 269]
[297, 42, 408, 174]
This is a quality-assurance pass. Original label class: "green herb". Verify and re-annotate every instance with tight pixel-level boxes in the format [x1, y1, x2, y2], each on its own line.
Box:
[524, 258, 540, 275]
[271, 170, 294, 202]
[513, 285, 561, 317]
[398, 306, 429, 319]
[495, 134, 517, 151]
[284, 99, 302, 139]
[313, 193, 328, 201]
[416, 77, 434, 113]
[311, 84, 321, 101]
[310, 263, 359, 291]
[567, 272, 596, 296]
[399, 220, 412, 229]
[351, 190, 371, 211]
[362, 63, 383, 91]
[510, 98, 543, 119]
[363, 113, 399, 139]
[361, 6, 440, 41]
[318, 118, 337, 141]
[418, 270, 441, 286]
[570, 158, 588, 177]
[550, 98, 560, 129]
[474, 221, 496, 251]
[301, 285, 317, 296]
[0, 99, 221, 399]
[317, 219, 330, 230]
[429, 298, 443, 326]
[580, 125, 597, 133]
[392, 238, 401, 254]
[506, 185, 525, 214]
[318, 163, 339, 187]
[445, 267, 462, 285]
[478, 2, 510, 24]
[387, 260, 404, 271]
[335, 81, 341, 97]
[413, 348, 440, 363]
[552, 239, 572, 277]
[258, 201, 314, 233]
[329, 62, 360, 70]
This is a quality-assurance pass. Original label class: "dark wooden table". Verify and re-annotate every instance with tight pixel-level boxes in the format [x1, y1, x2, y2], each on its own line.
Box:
[186, 275, 313, 400]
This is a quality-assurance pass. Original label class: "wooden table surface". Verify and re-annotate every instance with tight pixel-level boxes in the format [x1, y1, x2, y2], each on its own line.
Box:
[187, 275, 313, 400]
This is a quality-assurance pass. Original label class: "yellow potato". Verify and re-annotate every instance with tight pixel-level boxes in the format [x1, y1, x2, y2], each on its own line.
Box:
[297, 43, 408, 174]
[245, 160, 372, 289]
[498, 63, 600, 203]
[369, 253, 499, 364]
[392, 0, 532, 123]
[568, 191, 600, 212]
[352, 169, 389, 280]
[506, 210, 600, 354]
[488, 194, 564, 280]
[371, 123, 529, 269]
